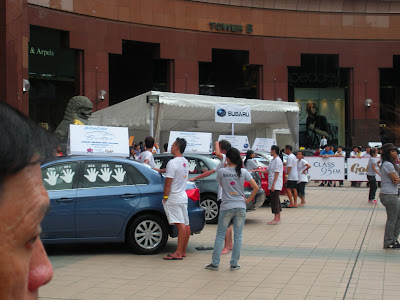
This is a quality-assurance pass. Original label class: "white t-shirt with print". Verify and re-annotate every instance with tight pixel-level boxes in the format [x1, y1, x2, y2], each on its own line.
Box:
[286, 153, 298, 181]
[136, 150, 156, 168]
[268, 156, 283, 191]
[165, 157, 189, 204]
[297, 158, 309, 183]
[214, 154, 227, 200]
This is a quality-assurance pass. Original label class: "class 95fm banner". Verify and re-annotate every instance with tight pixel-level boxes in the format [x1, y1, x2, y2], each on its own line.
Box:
[305, 157, 345, 181]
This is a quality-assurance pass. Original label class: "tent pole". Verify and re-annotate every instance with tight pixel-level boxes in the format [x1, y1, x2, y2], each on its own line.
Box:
[232, 123, 234, 135]
[150, 103, 154, 137]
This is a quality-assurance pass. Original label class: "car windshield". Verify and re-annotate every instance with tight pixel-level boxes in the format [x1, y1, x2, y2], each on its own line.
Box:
[201, 156, 220, 168]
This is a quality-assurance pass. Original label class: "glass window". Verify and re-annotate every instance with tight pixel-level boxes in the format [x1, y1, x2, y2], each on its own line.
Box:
[126, 165, 148, 185]
[187, 158, 199, 174]
[198, 159, 210, 173]
[42, 163, 77, 191]
[82, 162, 128, 188]
[154, 157, 164, 169]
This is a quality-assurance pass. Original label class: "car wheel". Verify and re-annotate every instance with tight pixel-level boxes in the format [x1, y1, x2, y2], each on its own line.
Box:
[126, 214, 168, 255]
[200, 194, 219, 224]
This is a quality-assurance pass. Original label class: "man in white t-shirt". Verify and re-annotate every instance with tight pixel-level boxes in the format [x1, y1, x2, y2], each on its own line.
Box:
[320, 136, 327, 148]
[189, 140, 234, 254]
[162, 138, 190, 260]
[136, 136, 156, 168]
[284, 145, 298, 207]
[362, 146, 372, 158]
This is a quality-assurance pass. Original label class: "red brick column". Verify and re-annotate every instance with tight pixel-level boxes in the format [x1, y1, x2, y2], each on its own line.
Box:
[0, 0, 29, 114]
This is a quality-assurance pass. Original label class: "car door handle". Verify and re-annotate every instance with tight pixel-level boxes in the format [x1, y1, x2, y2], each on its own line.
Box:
[56, 198, 73, 203]
[121, 194, 136, 199]
[195, 180, 201, 183]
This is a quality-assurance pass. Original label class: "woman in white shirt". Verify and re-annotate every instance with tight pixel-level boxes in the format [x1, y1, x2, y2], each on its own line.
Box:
[366, 148, 380, 203]
[296, 151, 311, 206]
[267, 145, 284, 225]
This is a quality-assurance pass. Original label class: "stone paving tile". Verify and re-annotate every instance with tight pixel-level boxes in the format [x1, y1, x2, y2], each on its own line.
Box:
[39, 184, 400, 300]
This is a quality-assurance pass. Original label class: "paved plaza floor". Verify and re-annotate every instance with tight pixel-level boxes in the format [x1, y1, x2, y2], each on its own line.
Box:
[39, 183, 400, 300]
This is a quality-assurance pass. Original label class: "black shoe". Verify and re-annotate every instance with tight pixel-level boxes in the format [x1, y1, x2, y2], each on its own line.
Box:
[327, 183, 332, 187]
[395, 240, 400, 246]
[384, 243, 400, 249]
[319, 183, 324, 187]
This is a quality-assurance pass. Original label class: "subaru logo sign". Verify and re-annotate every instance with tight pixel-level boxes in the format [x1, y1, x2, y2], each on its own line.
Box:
[217, 109, 226, 117]
[244, 143, 249, 149]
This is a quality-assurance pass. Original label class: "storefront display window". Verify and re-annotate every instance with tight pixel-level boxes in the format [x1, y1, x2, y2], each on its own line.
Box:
[29, 26, 78, 131]
[295, 88, 345, 148]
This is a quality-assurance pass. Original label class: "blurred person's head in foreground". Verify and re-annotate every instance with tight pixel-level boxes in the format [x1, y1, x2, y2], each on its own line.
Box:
[0, 102, 56, 299]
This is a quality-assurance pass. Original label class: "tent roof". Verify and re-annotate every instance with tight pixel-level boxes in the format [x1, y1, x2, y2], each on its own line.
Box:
[90, 91, 299, 134]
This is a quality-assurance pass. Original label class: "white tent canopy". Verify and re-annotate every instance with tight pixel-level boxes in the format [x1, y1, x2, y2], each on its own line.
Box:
[90, 91, 300, 147]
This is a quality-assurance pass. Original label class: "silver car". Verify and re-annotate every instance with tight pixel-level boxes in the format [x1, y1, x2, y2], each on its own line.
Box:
[154, 154, 265, 224]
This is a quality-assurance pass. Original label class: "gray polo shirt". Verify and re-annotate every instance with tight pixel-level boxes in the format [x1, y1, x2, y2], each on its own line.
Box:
[366, 157, 377, 176]
[244, 159, 258, 171]
[216, 167, 252, 211]
[380, 161, 398, 194]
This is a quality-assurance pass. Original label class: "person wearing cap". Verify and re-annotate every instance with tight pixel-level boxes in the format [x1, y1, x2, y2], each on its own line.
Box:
[379, 143, 400, 249]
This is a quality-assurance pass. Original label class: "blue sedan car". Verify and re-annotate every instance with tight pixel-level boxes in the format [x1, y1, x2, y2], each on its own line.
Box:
[40, 156, 205, 254]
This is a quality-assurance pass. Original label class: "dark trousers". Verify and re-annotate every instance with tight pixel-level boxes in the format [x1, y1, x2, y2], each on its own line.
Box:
[367, 175, 377, 201]
[269, 190, 282, 214]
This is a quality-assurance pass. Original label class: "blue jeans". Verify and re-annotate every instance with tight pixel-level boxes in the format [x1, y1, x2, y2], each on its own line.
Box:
[211, 208, 246, 267]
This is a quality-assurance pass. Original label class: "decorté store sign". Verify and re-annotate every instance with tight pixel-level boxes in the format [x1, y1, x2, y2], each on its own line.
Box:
[209, 22, 253, 34]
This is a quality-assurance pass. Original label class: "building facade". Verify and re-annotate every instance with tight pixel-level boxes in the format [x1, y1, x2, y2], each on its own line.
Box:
[2, 0, 400, 147]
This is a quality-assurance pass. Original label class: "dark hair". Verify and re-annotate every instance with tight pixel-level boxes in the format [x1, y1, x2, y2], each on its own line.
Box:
[337, 146, 342, 149]
[297, 150, 305, 157]
[381, 147, 395, 168]
[0, 102, 57, 191]
[285, 145, 292, 151]
[163, 143, 168, 152]
[226, 147, 242, 177]
[271, 145, 280, 155]
[244, 150, 254, 167]
[370, 147, 376, 156]
[175, 138, 186, 154]
[145, 136, 155, 149]
[219, 139, 231, 151]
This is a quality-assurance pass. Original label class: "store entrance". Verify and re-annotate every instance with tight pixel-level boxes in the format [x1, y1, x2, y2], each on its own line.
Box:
[109, 41, 170, 106]
[28, 26, 78, 131]
[380, 55, 400, 145]
[288, 54, 351, 148]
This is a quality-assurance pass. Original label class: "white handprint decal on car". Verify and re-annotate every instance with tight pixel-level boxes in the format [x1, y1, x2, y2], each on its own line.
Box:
[188, 160, 196, 172]
[44, 170, 59, 186]
[60, 169, 75, 184]
[112, 168, 126, 183]
[98, 168, 112, 182]
[84, 168, 99, 182]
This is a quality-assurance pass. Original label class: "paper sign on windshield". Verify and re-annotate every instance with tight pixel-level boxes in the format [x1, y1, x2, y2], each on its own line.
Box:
[68, 125, 129, 157]
[168, 131, 212, 154]
[218, 135, 250, 152]
[252, 138, 276, 151]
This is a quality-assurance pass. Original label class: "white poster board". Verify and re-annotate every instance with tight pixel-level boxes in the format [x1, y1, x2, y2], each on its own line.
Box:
[215, 104, 251, 124]
[218, 135, 250, 152]
[252, 138, 276, 152]
[68, 125, 129, 157]
[168, 131, 212, 154]
[306, 157, 345, 181]
[347, 158, 381, 182]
